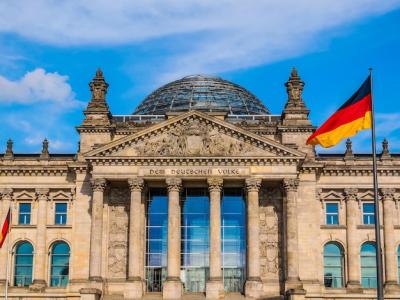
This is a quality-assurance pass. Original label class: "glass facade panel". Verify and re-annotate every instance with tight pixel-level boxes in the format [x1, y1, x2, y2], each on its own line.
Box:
[361, 242, 377, 288]
[363, 203, 375, 225]
[181, 188, 210, 292]
[18, 203, 31, 225]
[55, 203, 68, 225]
[323, 243, 344, 288]
[50, 241, 70, 287]
[14, 242, 33, 287]
[325, 203, 339, 225]
[221, 188, 246, 292]
[146, 188, 168, 292]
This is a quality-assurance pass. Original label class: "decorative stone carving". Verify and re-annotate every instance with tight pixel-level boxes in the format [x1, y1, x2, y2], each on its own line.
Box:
[108, 188, 129, 278]
[259, 187, 282, 280]
[344, 139, 354, 159]
[40, 138, 50, 159]
[282, 178, 299, 192]
[344, 188, 358, 201]
[207, 178, 223, 193]
[380, 188, 395, 201]
[0, 188, 13, 201]
[91, 178, 107, 192]
[35, 188, 49, 201]
[128, 177, 144, 192]
[166, 177, 182, 192]
[4, 139, 13, 159]
[245, 178, 262, 192]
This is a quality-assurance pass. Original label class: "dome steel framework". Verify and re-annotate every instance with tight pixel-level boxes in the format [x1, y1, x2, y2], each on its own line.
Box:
[133, 75, 270, 115]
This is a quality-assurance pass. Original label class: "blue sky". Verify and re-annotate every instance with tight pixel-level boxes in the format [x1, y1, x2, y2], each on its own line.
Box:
[0, 1, 399, 154]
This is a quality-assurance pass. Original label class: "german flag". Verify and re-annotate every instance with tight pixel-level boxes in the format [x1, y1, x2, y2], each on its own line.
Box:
[0, 208, 11, 248]
[307, 76, 372, 148]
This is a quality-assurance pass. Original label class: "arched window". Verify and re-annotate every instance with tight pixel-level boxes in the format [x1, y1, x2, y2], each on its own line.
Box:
[397, 245, 400, 284]
[50, 241, 70, 287]
[14, 241, 33, 286]
[361, 242, 377, 288]
[323, 242, 344, 288]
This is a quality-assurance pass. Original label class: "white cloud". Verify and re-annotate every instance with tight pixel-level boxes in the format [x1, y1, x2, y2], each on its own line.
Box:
[0, 68, 82, 106]
[0, 1, 399, 80]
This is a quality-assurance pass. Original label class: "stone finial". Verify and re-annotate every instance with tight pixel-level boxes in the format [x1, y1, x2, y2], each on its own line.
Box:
[284, 67, 307, 110]
[381, 138, 390, 159]
[4, 138, 14, 159]
[40, 138, 50, 159]
[344, 139, 354, 159]
[81, 68, 111, 127]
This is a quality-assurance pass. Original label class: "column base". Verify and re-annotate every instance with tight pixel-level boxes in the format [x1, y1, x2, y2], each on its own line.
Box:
[124, 279, 144, 299]
[346, 280, 362, 293]
[285, 288, 306, 300]
[163, 277, 183, 299]
[244, 278, 263, 299]
[29, 279, 46, 292]
[80, 288, 102, 300]
[206, 278, 224, 299]
[385, 281, 400, 293]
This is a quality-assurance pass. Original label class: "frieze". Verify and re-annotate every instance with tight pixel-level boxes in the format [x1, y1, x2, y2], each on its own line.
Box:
[139, 167, 249, 177]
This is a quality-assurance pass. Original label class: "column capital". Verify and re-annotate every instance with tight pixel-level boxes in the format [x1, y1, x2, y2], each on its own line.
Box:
[245, 178, 262, 192]
[380, 188, 395, 201]
[128, 177, 144, 192]
[166, 177, 182, 193]
[35, 188, 49, 201]
[344, 188, 358, 201]
[0, 188, 13, 201]
[207, 178, 223, 193]
[283, 178, 299, 192]
[90, 178, 107, 192]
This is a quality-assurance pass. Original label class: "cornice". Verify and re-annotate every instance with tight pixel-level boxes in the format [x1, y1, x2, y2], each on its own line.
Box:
[75, 126, 115, 134]
[277, 125, 316, 133]
[0, 166, 69, 176]
[86, 156, 302, 166]
[321, 166, 400, 176]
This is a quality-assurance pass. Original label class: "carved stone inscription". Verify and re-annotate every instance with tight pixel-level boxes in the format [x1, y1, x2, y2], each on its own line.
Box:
[108, 188, 129, 279]
[259, 187, 283, 281]
[140, 167, 249, 177]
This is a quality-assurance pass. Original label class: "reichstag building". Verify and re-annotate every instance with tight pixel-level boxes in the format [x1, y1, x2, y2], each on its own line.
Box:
[0, 69, 399, 300]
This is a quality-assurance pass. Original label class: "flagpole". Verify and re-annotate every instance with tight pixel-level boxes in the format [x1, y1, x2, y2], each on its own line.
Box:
[4, 205, 12, 300]
[369, 68, 384, 300]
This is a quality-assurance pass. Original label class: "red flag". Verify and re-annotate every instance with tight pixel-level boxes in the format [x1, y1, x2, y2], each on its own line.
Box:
[0, 208, 11, 248]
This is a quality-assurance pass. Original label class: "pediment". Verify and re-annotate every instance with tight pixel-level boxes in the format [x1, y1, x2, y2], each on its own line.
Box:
[86, 111, 305, 160]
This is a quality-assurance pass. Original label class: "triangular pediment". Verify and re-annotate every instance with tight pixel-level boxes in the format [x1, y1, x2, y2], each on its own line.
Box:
[85, 111, 305, 160]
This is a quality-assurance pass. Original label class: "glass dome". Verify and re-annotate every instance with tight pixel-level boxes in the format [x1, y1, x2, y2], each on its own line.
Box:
[133, 75, 270, 115]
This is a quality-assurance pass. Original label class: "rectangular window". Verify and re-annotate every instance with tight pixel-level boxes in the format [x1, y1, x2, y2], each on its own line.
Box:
[18, 203, 31, 225]
[325, 203, 339, 225]
[363, 203, 375, 225]
[55, 203, 68, 225]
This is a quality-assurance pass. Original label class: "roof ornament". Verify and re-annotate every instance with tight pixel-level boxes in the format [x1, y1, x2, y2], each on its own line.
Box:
[284, 67, 307, 110]
[40, 138, 50, 159]
[381, 138, 391, 159]
[4, 138, 14, 159]
[344, 138, 354, 159]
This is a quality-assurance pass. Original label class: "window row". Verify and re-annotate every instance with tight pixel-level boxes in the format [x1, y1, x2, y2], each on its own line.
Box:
[13, 241, 70, 287]
[324, 242, 400, 288]
[18, 202, 68, 225]
[325, 202, 376, 225]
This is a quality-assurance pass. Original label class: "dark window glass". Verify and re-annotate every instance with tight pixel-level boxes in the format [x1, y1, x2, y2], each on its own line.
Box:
[361, 242, 377, 288]
[55, 203, 67, 225]
[363, 203, 375, 225]
[323, 243, 344, 288]
[145, 188, 168, 292]
[398, 245, 400, 284]
[326, 203, 339, 225]
[14, 242, 33, 286]
[50, 241, 70, 287]
[221, 188, 246, 292]
[18, 203, 31, 225]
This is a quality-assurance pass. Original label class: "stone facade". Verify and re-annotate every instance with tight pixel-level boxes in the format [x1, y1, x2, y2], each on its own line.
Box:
[0, 69, 399, 300]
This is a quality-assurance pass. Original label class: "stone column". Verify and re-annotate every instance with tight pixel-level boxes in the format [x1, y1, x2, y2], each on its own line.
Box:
[163, 178, 183, 300]
[89, 178, 107, 281]
[283, 179, 303, 292]
[31, 188, 49, 291]
[206, 178, 224, 299]
[125, 177, 145, 299]
[244, 178, 263, 298]
[344, 188, 361, 290]
[0, 189, 13, 285]
[381, 188, 398, 292]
